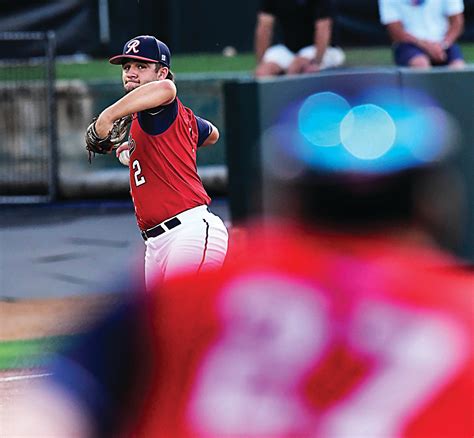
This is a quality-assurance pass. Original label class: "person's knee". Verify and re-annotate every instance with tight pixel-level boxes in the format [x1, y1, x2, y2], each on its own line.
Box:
[256, 62, 282, 77]
[321, 47, 345, 69]
[287, 57, 309, 75]
[409, 55, 431, 68]
[449, 59, 466, 69]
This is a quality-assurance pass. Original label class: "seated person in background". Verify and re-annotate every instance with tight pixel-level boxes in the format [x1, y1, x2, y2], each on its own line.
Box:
[254, 0, 345, 77]
[378, 0, 466, 69]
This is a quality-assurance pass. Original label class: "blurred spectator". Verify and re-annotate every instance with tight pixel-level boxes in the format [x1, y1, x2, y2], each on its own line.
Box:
[254, 0, 345, 77]
[378, 0, 466, 68]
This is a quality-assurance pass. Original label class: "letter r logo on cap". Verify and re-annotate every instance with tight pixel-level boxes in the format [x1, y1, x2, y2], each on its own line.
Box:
[126, 40, 140, 54]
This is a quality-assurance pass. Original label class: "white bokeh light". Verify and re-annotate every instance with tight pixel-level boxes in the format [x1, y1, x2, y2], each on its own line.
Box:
[340, 104, 396, 160]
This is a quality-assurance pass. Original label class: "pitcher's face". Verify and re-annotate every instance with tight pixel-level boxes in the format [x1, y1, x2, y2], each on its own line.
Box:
[122, 61, 164, 93]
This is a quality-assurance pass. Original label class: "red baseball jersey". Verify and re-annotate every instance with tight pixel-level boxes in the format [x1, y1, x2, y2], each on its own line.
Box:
[128, 97, 211, 230]
[135, 223, 473, 437]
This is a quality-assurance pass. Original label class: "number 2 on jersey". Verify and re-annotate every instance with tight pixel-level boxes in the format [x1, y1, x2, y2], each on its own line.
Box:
[132, 159, 146, 186]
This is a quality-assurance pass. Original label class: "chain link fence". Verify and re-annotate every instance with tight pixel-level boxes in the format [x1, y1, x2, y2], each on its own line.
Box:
[0, 32, 58, 203]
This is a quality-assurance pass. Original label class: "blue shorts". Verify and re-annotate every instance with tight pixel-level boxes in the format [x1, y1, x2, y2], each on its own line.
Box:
[393, 42, 464, 66]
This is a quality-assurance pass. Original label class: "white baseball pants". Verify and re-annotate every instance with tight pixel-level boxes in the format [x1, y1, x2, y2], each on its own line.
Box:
[144, 205, 228, 289]
[262, 44, 346, 70]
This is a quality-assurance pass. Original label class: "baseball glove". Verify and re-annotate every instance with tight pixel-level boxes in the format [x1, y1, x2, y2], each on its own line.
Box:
[85, 115, 132, 162]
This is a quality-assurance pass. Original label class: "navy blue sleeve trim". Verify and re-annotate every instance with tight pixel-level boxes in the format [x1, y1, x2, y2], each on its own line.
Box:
[137, 99, 178, 135]
[195, 116, 213, 147]
[47, 293, 155, 437]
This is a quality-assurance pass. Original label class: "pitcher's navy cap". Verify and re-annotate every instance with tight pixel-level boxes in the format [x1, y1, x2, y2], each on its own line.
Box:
[109, 35, 171, 68]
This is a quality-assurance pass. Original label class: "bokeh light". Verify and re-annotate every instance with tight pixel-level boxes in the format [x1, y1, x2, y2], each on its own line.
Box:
[409, 106, 458, 162]
[278, 86, 459, 175]
[262, 123, 308, 181]
[340, 104, 396, 160]
[297, 92, 351, 147]
[357, 86, 458, 163]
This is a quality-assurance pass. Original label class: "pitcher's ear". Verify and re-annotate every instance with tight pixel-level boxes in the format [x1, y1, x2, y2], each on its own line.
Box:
[157, 65, 169, 80]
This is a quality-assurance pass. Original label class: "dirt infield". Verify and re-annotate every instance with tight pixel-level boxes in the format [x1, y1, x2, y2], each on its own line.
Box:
[0, 294, 118, 341]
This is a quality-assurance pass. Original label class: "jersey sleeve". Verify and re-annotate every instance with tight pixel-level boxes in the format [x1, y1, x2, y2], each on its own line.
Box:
[195, 116, 214, 147]
[378, 0, 401, 25]
[47, 292, 154, 436]
[443, 0, 464, 16]
[138, 100, 178, 135]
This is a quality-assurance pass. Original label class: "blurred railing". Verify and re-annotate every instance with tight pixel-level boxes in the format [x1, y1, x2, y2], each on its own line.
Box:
[0, 31, 58, 203]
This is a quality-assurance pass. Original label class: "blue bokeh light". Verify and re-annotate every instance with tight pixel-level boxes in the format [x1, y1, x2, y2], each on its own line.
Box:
[279, 87, 456, 175]
[297, 92, 351, 147]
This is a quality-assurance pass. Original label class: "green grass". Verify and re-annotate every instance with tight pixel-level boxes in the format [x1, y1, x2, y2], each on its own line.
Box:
[55, 44, 474, 80]
[56, 53, 256, 80]
[1, 44, 472, 81]
[0, 336, 73, 370]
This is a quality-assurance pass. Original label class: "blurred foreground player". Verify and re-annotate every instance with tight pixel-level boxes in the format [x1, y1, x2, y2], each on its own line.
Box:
[132, 166, 473, 437]
[6, 96, 473, 437]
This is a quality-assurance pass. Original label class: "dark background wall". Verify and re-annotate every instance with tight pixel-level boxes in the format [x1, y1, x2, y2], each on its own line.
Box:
[1, 0, 473, 58]
[0, 0, 100, 57]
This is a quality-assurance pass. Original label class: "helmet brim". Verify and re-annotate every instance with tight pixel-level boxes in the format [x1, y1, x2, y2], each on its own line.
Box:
[109, 54, 164, 65]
